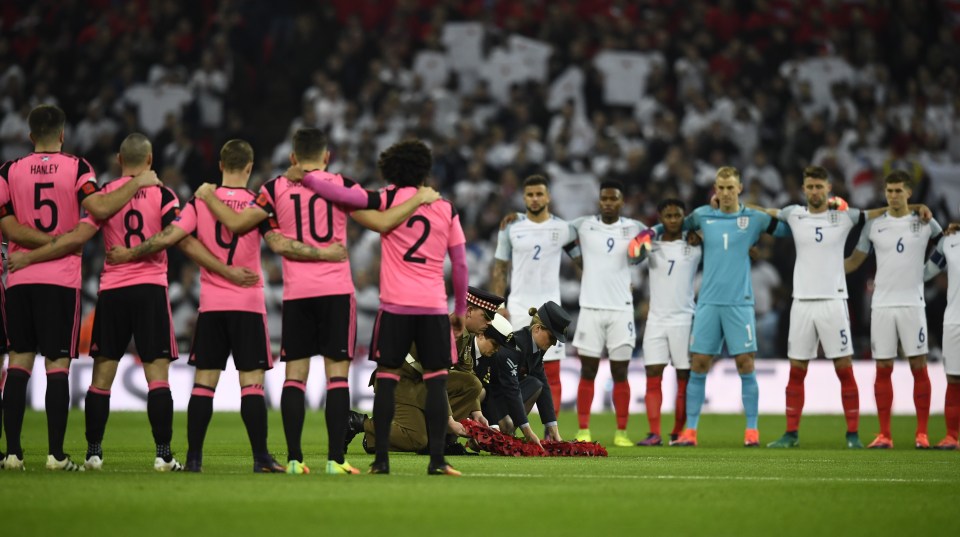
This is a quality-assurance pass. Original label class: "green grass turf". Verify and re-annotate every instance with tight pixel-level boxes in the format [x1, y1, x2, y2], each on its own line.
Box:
[1, 410, 957, 537]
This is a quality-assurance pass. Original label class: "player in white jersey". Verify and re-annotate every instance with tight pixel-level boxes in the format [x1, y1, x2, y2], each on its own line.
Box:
[570, 181, 644, 447]
[634, 199, 701, 447]
[923, 225, 960, 450]
[756, 166, 884, 449]
[846, 171, 943, 449]
[492, 175, 581, 417]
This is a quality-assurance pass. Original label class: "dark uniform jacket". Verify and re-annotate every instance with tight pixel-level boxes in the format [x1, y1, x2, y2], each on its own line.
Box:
[512, 327, 558, 425]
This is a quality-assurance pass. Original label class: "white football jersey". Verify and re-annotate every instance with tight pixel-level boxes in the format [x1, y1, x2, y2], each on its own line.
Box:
[929, 234, 960, 324]
[780, 205, 862, 299]
[645, 235, 701, 325]
[573, 215, 645, 311]
[856, 213, 942, 307]
[495, 214, 579, 310]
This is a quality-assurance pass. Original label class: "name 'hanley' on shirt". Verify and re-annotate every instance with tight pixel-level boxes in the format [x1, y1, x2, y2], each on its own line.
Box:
[30, 163, 59, 174]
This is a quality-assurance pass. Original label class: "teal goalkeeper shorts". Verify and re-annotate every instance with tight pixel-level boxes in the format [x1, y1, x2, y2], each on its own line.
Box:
[689, 304, 758, 356]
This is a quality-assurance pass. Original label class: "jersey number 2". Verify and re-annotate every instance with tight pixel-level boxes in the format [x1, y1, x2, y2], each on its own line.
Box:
[403, 215, 430, 264]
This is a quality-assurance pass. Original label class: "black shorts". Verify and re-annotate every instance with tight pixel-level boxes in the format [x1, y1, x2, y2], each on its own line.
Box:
[5, 284, 80, 359]
[369, 311, 454, 371]
[0, 284, 8, 354]
[281, 294, 356, 361]
[90, 284, 178, 362]
[189, 311, 273, 372]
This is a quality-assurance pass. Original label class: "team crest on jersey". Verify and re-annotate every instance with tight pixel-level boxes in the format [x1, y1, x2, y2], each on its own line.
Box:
[737, 216, 749, 230]
[683, 245, 692, 256]
[911, 220, 921, 234]
[551, 230, 559, 243]
[622, 228, 632, 239]
[829, 212, 839, 224]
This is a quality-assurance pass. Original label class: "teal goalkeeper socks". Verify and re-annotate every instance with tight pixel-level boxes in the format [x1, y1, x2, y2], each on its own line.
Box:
[686, 372, 707, 430]
[741, 372, 759, 430]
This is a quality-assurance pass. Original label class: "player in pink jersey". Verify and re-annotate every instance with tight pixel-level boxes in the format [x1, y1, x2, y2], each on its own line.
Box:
[192, 128, 439, 475]
[8, 133, 260, 472]
[295, 139, 468, 476]
[0, 168, 63, 468]
[106, 139, 345, 473]
[0, 105, 162, 472]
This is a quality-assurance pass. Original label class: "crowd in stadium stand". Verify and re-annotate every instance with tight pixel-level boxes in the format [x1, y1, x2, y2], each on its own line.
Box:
[1, 0, 959, 361]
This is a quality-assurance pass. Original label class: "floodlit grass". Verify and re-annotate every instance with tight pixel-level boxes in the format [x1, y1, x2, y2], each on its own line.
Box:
[1, 410, 957, 537]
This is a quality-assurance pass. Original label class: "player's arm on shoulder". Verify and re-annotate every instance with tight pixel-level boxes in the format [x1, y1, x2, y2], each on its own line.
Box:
[351, 186, 440, 233]
[6, 222, 98, 272]
[746, 203, 778, 218]
[107, 223, 188, 264]
[924, 237, 946, 282]
[195, 183, 267, 233]
[564, 221, 582, 270]
[177, 235, 259, 287]
[83, 169, 161, 220]
[263, 230, 347, 262]
[490, 226, 513, 296]
[928, 217, 944, 244]
[0, 214, 54, 249]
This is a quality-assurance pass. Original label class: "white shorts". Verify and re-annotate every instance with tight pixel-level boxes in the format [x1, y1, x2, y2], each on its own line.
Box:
[871, 306, 928, 359]
[508, 301, 565, 362]
[642, 323, 692, 369]
[572, 308, 636, 360]
[942, 324, 960, 376]
[787, 299, 854, 360]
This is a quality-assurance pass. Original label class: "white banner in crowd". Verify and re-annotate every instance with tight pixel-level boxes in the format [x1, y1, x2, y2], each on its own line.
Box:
[16, 355, 946, 416]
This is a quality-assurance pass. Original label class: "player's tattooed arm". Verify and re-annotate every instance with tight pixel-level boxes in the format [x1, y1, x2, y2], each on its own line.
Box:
[264, 231, 347, 262]
[0, 215, 55, 249]
[7, 222, 97, 272]
[490, 259, 510, 297]
[106, 224, 187, 264]
[571, 254, 583, 275]
[83, 169, 162, 220]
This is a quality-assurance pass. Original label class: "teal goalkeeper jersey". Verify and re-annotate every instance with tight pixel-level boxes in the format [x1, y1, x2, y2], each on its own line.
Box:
[666, 204, 783, 306]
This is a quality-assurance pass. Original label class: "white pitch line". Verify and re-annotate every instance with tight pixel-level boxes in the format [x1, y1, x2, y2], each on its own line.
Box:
[468, 473, 958, 484]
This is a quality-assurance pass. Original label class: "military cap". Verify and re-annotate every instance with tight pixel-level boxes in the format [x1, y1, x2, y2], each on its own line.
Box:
[482, 313, 513, 346]
[467, 286, 504, 319]
[537, 301, 571, 343]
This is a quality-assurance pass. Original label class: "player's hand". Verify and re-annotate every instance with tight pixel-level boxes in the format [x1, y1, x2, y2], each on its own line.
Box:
[416, 186, 441, 205]
[470, 411, 489, 428]
[284, 165, 305, 182]
[194, 182, 217, 202]
[710, 193, 720, 209]
[687, 231, 703, 247]
[545, 424, 562, 442]
[224, 266, 260, 287]
[132, 169, 161, 189]
[450, 313, 466, 336]
[319, 242, 348, 262]
[945, 223, 960, 236]
[749, 246, 760, 261]
[105, 245, 133, 265]
[916, 204, 933, 223]
[7, 252, 29, 272]
[499, 212, 518, 230]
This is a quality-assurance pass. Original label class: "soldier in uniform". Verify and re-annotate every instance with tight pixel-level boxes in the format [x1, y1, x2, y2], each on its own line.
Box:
[345, 288, 512, 453]
[478, 301, 571, 449]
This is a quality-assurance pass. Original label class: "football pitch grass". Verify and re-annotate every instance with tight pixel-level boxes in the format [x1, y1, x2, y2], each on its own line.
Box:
[2, 411, 957, 537]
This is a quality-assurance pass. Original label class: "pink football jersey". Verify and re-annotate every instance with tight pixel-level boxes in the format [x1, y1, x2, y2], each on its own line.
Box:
[173, 187, 270, 313]
[255, 175, 359, 300]
[377, 186, 466, 311]
[1, 152, 98, 288]
[82, 178, 180, 291]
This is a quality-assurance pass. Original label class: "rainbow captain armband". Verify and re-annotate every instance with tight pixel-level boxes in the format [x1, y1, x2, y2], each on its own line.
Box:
[827, 196, 849, 211]
[628, 229, 655, 260]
